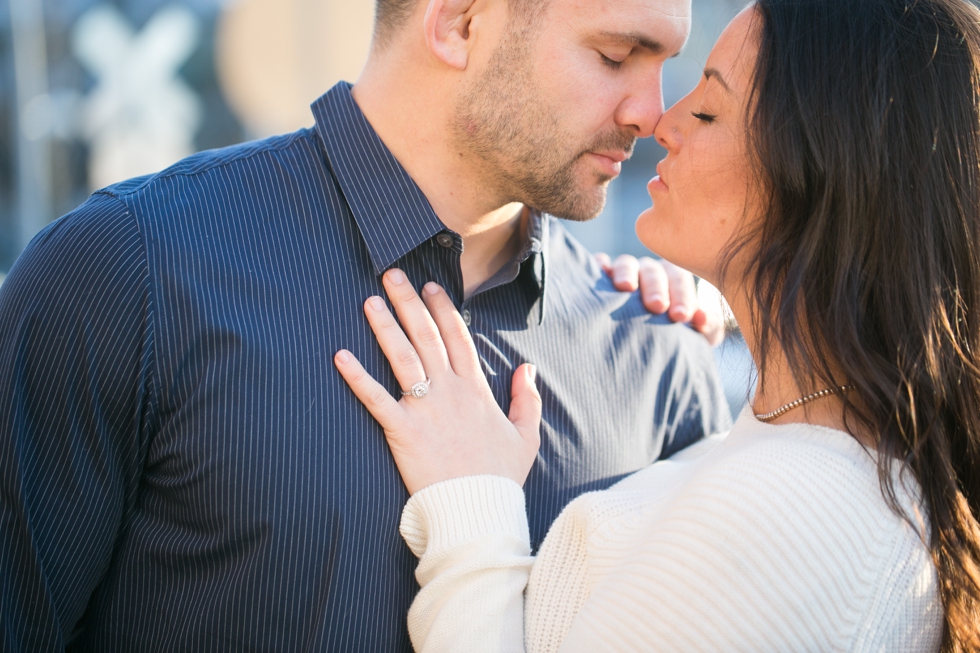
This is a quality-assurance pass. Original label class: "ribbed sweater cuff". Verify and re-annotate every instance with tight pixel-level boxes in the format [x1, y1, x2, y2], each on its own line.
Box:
[400, 476, 530, 558]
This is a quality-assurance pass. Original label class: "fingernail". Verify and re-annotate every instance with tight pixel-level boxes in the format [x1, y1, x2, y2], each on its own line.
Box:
[647, 293, 665, 307]
[368, 297, 386, 312]
[528, 365, 537, 382]
[672, 305, 691, 321]
[424, 282, 441, 296]
[336, 350, 351, 364]
[387, 269, 406, 285]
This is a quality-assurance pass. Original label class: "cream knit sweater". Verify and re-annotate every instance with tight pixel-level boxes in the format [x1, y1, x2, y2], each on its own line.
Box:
[399, 410, 943, 652]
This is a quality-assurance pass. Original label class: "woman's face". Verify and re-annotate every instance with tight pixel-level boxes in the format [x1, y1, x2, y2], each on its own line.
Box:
[635, 7, 762, 289]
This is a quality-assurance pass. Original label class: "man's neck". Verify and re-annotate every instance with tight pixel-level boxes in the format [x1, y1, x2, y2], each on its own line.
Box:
[458, 204, 528, 298]
[352, 63, 527, 298]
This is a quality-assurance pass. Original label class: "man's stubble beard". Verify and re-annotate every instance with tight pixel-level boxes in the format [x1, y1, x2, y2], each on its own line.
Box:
[453, 28, 636, 222]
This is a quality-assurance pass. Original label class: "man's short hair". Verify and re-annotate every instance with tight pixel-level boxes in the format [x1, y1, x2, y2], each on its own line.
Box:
[374, 0, 546, 46]
[374, 0, 417, 44]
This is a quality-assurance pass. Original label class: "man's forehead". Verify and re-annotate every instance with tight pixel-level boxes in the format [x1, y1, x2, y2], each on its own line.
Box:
[553, 0, 692, 50]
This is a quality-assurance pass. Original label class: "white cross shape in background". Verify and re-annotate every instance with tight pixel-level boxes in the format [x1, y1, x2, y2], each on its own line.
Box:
[72, 4, 203, 191]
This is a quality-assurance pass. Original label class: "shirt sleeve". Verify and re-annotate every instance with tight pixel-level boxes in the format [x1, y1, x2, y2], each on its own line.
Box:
[0, 192, 156, 651]
[399, 476, 534, 653]
[658, 331, 733, 460]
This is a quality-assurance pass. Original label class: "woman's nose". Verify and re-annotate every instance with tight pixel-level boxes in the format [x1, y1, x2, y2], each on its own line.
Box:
[653, 115, 680, 151]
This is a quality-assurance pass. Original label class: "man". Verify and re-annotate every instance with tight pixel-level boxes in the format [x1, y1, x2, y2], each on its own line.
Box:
[0, 0, 728, 649]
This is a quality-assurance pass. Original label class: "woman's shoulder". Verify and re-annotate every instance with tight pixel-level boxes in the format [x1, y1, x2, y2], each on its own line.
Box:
[686, 411, 926, 537]
[550, 413, 941, 652]
[555, 413, 915, 543]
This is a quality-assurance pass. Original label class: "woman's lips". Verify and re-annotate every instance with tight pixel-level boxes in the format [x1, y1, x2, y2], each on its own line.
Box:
[649, 162, 669, 193]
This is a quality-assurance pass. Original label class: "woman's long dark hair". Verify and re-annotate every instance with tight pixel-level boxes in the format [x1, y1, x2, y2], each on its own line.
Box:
[744, 0, 980, 648]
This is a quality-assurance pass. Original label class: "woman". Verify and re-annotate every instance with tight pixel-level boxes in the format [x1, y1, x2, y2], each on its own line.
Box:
[335, 0, 980, 650]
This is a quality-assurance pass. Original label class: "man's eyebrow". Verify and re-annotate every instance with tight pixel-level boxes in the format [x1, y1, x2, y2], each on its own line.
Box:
[704, 67, 732, 93]
[596, 31, 668, 55]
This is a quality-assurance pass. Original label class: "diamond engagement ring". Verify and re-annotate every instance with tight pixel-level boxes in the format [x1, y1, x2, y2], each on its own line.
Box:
[401, 377, 431, 399]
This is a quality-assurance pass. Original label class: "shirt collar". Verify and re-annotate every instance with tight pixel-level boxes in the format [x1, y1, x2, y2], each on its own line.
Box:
[312, 82, 446, 276]
[524, 209, 548, 291]
[526, 210, 549, 324]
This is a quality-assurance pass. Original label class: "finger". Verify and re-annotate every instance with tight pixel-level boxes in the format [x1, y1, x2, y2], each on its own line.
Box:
[690, 308, 727, 347]
[638, 257, 669, 314]
[508, 364, 542, 450]
[421, 282, 483, 378]
[594, 252, 613, 276]
[382, 269, 452, 375]
[612, 255, 640, 292]
[663, 261, 697, 323]
[334, 350, 405, 431]
[363, 296, 432, 393]
[689, 308, 707, 333]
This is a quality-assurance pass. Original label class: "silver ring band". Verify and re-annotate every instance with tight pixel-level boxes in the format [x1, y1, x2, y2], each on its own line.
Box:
[401, 377, 431, 399]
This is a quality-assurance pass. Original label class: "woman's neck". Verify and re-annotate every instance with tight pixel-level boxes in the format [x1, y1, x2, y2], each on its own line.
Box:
[726, 288, 876, 447]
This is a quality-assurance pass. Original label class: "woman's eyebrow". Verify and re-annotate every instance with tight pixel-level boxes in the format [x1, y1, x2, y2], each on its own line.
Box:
[704, 67, 733, 93]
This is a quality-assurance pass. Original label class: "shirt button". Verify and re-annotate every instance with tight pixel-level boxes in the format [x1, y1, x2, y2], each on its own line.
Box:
[462, 309, 472, 326]
[436, 234, 455, 248]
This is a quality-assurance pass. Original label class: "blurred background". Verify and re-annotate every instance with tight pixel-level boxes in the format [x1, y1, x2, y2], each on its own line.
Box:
[0, 0, 753, 416]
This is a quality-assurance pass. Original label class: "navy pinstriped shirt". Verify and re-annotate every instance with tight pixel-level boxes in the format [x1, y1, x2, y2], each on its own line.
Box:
[0, 83, 730, 652]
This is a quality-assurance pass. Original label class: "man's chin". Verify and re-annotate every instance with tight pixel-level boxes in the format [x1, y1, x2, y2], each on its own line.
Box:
[519, 167, 611, 221]
[545, 185, 609, 223]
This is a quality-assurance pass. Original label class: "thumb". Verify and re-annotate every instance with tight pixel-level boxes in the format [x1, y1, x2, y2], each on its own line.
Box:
[509, 364, 542, 445]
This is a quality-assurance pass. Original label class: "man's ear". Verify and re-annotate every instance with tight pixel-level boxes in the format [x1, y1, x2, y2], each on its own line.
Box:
[424, 0, 480, 70]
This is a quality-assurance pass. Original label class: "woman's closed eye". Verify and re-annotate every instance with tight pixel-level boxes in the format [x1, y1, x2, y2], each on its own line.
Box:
[692, 111, 717, 124]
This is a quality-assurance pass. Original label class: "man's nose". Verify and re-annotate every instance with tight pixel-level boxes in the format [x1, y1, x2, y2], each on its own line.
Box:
[615, 84, 664, 139]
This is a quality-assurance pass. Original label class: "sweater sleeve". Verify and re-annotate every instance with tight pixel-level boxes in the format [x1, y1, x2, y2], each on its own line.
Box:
[400, 476, 534, 653]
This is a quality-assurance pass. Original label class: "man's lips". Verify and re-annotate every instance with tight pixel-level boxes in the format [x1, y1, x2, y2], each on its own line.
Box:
[592, 150, 630, 163]
[589, 151, 630, 177]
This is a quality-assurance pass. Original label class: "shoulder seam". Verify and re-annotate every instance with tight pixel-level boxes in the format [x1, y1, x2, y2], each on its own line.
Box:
[87, 193, 161, 450]
[96, 129, 315, 199]
[846, 522, 922, 650]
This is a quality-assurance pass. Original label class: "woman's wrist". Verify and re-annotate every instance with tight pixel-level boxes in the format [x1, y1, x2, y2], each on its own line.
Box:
[400, 475, 530, 558]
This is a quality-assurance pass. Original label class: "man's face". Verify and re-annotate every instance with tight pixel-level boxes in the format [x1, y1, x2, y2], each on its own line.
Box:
[453, 0, 691, 221]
